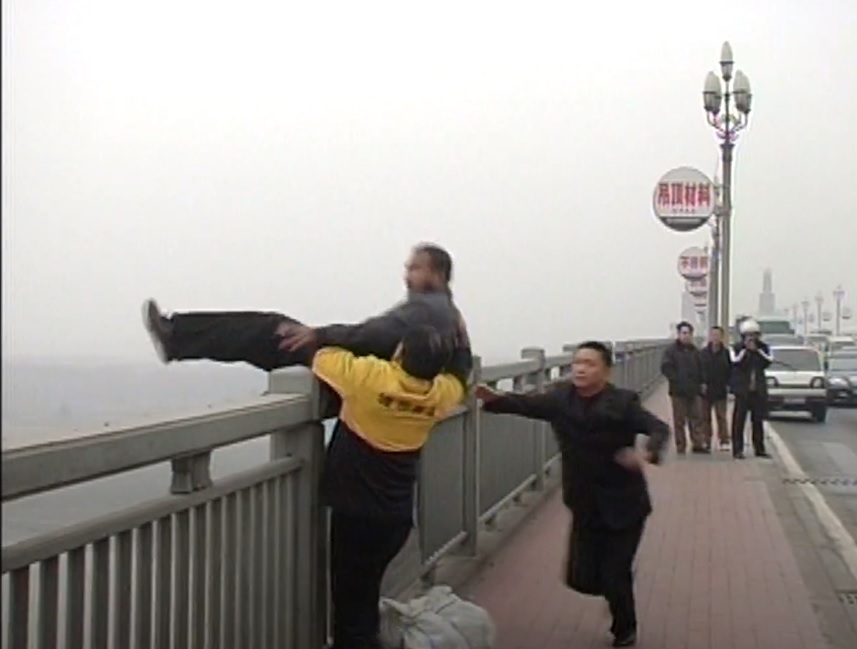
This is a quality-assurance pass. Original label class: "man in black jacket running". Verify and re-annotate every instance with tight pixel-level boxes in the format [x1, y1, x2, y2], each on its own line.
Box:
[142, 243, 473, 386]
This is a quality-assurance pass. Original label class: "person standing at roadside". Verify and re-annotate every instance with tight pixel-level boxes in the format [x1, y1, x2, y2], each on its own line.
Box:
[660, 322, 706, 454]
[729, 318, 772, 460]
[700, 326, 732, 451]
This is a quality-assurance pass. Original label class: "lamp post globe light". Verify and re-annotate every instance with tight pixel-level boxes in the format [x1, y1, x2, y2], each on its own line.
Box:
[702, 41, 752, 333]
[833, 285, 846, 334]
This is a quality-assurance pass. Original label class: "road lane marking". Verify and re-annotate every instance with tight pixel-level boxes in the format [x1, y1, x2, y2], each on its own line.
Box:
[765, 420, 857, 583]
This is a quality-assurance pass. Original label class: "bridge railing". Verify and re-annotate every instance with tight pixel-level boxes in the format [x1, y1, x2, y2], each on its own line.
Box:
[2, 339, 669, 649]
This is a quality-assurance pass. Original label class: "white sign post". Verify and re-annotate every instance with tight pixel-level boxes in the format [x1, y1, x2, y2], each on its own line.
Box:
[691, 292, 708, 326]
[686, 276, 709, 298]
[653, 167, 716, 232]
[677, 246, 710, 281]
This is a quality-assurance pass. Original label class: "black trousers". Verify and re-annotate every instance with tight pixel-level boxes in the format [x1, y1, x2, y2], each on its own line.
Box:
[565, 518, 645, 638]
[168, 311, 312, 371]
[731, 392, 766, 455]
[330, 512, 412, 649]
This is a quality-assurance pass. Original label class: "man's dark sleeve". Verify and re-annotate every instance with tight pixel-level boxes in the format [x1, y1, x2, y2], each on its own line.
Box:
[314, 301, 437, 360]
[446, 345, 473, 388]
[660, 347, 676, 383]
[445, 315, 474, 388]
[315, 311, 408, 361]
[757, 342, 773, 369]
[482, 386, 563, 422]
[625, 393, 670, 464]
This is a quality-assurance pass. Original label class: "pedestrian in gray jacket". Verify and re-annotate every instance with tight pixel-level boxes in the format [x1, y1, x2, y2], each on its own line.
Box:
[660, 321, 706, 454]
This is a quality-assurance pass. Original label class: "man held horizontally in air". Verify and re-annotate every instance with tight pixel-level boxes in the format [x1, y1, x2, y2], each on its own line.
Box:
[141, 243, 472, 387]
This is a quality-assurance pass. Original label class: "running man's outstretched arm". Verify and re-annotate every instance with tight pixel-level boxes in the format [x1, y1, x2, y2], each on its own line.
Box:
[476, 384, 564, 422]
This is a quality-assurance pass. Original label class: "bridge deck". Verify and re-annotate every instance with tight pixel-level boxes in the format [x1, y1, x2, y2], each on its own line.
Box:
[460, 387, 829, 649]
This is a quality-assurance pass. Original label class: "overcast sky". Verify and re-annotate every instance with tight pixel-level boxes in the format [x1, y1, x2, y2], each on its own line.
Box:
[3, 0, 856, 363]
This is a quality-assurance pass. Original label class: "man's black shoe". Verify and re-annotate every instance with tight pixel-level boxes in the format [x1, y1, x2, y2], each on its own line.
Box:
[613, 630, 637, 647]
[142, 299, 174, 364]
[756, 451, 771, 458]
[733, 452, 745, 460]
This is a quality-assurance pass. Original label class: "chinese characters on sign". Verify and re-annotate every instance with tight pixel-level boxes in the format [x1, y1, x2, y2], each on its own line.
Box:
[676, 246, 710, 281]
[656, 182, 713, 213]
[652, 167, 716, 233]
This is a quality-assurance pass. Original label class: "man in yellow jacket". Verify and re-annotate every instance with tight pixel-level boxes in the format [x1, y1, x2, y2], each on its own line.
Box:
[311, 325, 466, 649]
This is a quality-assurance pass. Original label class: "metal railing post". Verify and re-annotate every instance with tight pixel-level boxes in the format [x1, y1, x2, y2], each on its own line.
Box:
[521, 348, 546, 491]
[268, 369, 327, 649]
[169, 451, 213, 494]
[612, 342, 627, 389]
[461, 356, 482, 556]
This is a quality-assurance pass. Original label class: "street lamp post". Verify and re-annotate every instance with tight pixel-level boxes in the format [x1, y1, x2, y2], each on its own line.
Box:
[801, 299, 811, 337]
[703, 42, 752, 333]
[707, 177, 723, 329]
[833, 285, 846, 335]
[815, 292, 824, 333]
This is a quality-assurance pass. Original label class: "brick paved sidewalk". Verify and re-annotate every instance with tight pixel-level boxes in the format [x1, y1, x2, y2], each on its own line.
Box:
[461, 386, 828, 649]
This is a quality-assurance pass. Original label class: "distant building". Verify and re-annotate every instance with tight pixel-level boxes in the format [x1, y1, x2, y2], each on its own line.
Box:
[758, 268, 776, 316]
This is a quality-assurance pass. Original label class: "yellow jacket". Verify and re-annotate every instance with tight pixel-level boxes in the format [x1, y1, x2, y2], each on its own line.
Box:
[312, 347, 466, 452]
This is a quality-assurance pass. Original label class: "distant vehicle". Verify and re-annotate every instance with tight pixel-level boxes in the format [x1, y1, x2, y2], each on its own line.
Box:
[766, 334, 803, 346]
[735, 315, 794, 336]
[766, 345, 828, 422]
[803, 333, 829, 352]
[827, 335, 857, 354]
[829, 348, 857, 360]
[826, 355, 857, 406]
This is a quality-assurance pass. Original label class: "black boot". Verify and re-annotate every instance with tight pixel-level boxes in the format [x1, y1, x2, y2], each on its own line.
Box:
[613, 629, 637, 647]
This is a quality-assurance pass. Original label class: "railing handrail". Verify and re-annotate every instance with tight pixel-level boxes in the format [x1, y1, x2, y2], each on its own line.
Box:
[0, 338, 671, 649]
[1, 456, 303, 573]
[2, 394, 309, 501]
[1, 340, 670, 504]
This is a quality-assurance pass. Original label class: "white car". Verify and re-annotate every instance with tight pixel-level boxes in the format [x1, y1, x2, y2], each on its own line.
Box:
[766, 345, 828, 422]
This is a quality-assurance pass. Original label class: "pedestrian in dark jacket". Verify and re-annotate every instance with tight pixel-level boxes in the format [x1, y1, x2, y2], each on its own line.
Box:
[660, 321, 706, 454]
[476, 341, 669, 648]
[729, 319, 773, 459]
[141, 243, 473, 387]
[700, 325, 732, 451]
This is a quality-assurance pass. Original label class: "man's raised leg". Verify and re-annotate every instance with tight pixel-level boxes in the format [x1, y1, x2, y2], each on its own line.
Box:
[142, 299, 312, 372]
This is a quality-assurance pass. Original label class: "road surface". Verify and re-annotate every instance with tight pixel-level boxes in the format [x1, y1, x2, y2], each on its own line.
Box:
[768, 406, 857, 546]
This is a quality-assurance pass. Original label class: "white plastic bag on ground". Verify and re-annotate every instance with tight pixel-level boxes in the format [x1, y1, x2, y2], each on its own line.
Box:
[379, 585, 496, 649]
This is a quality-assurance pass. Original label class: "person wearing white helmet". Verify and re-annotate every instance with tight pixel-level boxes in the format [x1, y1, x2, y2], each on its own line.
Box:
[729, 318, 773, 459]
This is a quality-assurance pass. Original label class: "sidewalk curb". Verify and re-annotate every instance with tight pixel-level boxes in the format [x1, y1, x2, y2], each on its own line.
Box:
[765, 421, 857, 583]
